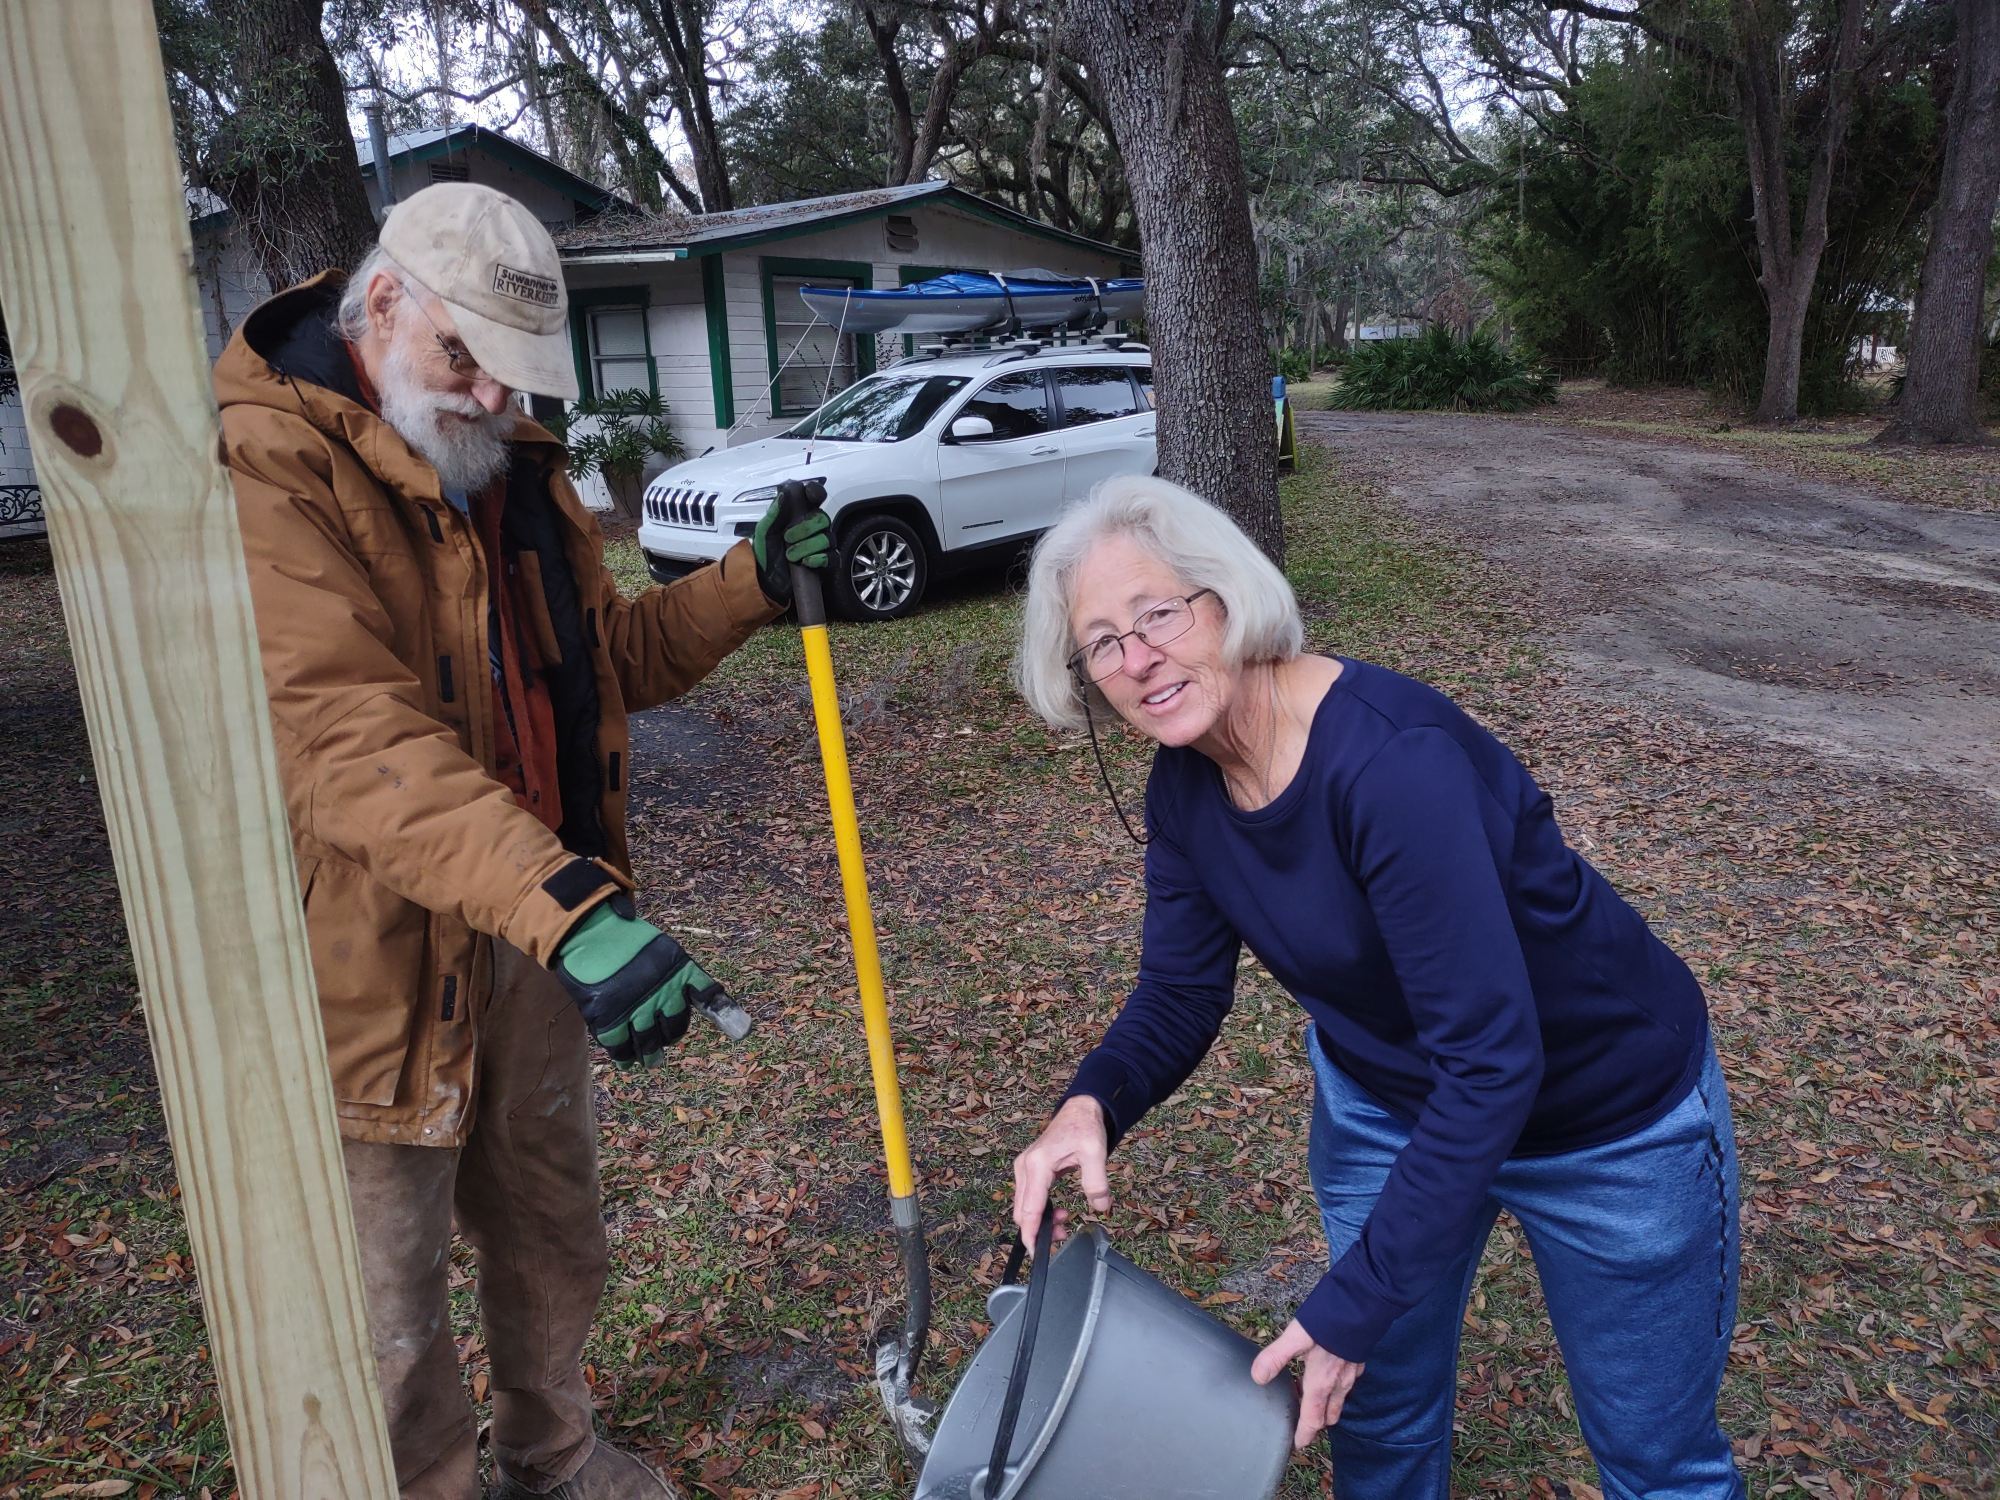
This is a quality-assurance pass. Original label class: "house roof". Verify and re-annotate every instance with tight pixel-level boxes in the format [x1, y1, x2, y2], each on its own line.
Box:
[555, 180, 1136, 265]
[191, 124, 632, 237]
[358, 124, 632, 214]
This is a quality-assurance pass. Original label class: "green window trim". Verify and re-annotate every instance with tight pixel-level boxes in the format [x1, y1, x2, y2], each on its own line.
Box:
[700, 255, 734, 430]
[761, 256, 875, 417]
[568, 285, 657, 403]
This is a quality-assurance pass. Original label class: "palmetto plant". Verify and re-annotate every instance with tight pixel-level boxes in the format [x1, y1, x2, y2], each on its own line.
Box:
[1333, 327, 1558, 413]
[545, 388, 687, 482]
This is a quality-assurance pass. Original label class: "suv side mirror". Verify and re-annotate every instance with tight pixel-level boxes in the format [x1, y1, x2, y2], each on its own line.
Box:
[949, 414, 995, 442]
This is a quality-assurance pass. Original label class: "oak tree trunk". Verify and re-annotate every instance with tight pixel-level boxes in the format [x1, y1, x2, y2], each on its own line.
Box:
[1877, 0, 2000, 446]
[206, 0, 380, 289]
[1757, 277, 1817, 427]
[1734, 0, 1864, 425]
[1070, 0, 1283, 561]
[1328, 290, 1352, 354]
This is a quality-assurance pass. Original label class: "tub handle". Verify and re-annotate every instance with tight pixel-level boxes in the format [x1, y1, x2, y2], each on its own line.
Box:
[982, 1214, 1056, 1499]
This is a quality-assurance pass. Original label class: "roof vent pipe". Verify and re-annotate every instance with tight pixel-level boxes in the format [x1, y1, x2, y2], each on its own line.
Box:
[364, 99, 395, 215]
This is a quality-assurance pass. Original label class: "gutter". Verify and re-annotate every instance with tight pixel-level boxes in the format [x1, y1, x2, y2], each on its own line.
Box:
[558, 247, 691, 264]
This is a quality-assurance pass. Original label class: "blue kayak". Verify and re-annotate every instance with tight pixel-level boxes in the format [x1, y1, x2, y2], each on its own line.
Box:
[799, 270, 1143, 335]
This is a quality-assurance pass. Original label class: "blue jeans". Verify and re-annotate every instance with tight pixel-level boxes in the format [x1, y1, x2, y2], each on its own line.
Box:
[1307, 1028, 1745, 1499]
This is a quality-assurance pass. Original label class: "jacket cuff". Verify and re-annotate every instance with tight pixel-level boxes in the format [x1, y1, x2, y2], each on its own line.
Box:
[499, 855, 632, 966]
[716, 538, 788, 622]
[1061, 1051, 1148, 1152]
[1294, 1264, 1396, 1365]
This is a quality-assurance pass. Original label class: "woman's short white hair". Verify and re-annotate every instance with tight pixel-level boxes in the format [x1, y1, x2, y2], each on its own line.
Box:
[333, 244, 411, 342]
[1014, 474, 1304, 730]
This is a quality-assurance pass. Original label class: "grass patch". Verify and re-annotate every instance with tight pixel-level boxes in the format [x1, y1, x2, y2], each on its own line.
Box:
[1286, 377, 1342, 414]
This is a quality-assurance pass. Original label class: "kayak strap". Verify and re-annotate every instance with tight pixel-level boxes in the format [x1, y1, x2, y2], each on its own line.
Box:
[984, 269, 1020, 335]
[1083, 276, 1105, 331]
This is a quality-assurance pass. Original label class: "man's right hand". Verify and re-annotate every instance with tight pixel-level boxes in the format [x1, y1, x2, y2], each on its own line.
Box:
[1012, 1094, 1113, 1248]
[551, 895, 730, 1067]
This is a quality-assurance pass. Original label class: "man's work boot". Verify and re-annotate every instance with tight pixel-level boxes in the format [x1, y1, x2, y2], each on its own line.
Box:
[490, 1442, 680, 1500]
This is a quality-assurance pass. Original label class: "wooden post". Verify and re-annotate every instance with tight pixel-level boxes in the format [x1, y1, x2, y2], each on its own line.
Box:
[0, 5, 396, 1495]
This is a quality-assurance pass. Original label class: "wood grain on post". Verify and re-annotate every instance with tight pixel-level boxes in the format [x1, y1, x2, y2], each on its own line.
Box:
[0, 4, 395, 1494]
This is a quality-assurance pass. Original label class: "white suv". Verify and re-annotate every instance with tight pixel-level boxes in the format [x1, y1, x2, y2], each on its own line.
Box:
[636, 341, 1156, 620]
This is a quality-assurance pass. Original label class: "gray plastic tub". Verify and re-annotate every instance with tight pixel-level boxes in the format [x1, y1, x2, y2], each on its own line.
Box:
[915, 1228, 1297, 1500]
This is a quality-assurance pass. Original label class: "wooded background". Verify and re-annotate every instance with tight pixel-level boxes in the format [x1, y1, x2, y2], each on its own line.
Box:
[60, 1, 2000, 551]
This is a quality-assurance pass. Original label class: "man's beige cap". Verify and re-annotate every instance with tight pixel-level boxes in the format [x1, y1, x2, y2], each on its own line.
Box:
[380, 182, 580, 401]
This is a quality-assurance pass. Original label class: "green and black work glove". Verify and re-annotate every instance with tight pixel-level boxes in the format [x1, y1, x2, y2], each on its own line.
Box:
[551, 895, 740, 1065]
[751, 493, 834, 606]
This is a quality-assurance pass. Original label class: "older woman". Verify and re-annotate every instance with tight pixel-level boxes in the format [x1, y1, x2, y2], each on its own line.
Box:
[1009, 476, 1744, 1498]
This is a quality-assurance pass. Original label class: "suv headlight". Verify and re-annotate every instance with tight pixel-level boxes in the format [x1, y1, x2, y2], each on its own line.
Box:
[733, 485, 780, 507]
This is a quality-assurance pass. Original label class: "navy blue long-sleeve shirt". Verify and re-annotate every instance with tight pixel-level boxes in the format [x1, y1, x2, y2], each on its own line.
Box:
[1062, 659, 1708, 1362]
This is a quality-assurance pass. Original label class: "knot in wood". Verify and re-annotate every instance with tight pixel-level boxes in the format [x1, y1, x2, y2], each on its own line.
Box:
[49, 402, 104, 458]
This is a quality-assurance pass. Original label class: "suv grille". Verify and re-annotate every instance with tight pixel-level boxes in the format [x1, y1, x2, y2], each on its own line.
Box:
[646, 486, 719, 529]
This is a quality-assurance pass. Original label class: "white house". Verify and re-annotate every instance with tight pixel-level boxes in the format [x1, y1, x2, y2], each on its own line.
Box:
[554, 180, 1138, 464]
[0, 362, 32, 536]
[1356, 318, 1423, 342]
[190, 123, 633, 362]
[0, 129, 1138, 523]
[2, 124, 626, 530]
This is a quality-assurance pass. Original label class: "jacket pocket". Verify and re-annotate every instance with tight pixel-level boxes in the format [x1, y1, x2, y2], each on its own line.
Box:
[512, 549, 566, 668]
[301, 857, 427, 1107]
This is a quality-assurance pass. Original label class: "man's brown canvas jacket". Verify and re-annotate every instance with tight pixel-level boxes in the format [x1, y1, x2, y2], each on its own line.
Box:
[215, 274, 778, 1146]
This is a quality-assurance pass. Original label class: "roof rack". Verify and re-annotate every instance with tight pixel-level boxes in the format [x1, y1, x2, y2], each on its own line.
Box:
[886, 328, 1149, 368]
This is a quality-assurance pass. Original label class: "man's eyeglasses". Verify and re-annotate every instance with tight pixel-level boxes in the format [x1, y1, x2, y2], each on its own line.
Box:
[405, 289, 489, 383]
[1068, 589, 1215, 683]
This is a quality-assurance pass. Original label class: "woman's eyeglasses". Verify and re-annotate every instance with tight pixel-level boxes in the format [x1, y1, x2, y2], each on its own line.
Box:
[1068, 589, 1215, 683]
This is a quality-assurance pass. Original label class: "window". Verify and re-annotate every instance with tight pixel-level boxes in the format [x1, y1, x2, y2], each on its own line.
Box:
[957, 371, 1052, 441]
[1132, 364, 1156, 409]
[587, 304, 653, 398]
[780, 374, 970, 443]
[1056, 366, 1142, 428]
[766, 265, 873, 415]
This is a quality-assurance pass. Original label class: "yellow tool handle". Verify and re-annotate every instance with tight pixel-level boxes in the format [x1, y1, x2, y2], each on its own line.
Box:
[801, 623, 916, 1199]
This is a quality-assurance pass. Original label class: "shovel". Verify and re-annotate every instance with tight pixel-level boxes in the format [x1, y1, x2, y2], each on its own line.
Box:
[777, 477, 937, 1458]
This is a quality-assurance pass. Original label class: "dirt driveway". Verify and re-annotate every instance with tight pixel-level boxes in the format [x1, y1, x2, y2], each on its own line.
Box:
[1302, 410, 2000, 807]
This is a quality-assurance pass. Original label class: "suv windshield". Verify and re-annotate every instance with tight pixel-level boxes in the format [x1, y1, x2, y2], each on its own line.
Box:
[782, 374, 970, 442]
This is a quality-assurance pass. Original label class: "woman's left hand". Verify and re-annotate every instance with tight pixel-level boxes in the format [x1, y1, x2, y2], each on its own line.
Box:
[1250, 1319, 1365, 1448]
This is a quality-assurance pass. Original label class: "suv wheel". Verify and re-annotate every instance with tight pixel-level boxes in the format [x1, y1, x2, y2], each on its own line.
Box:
[833, 513, 930, 621]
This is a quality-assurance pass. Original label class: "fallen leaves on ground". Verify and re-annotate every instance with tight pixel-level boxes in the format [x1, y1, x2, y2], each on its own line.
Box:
[1, 428, 1994, 1498]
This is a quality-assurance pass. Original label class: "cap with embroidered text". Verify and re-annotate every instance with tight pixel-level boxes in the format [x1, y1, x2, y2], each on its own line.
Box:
[379, 182, 579, 400]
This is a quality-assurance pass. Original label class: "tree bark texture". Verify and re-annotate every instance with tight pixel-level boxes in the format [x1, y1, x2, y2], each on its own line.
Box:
[1070, 0, 1282, 560]
[860, 5, 921, 184]
[1878, 0, 1999, 446]
[1328, 290, 1352, 353]
[633, 0, 734, 211]
[207, 0, 380, 289]
[1733, 0, 1865, 424]
[511, 0, 722, 212]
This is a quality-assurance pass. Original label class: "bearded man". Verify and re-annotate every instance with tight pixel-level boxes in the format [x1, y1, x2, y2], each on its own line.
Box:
[213, 183, 830, 1499]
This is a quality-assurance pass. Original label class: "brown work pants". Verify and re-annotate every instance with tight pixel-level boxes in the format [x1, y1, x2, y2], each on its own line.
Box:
[342, 942, 607, 1498]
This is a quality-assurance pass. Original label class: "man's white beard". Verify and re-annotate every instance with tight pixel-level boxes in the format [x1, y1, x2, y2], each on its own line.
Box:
[379, 339, 514, 494]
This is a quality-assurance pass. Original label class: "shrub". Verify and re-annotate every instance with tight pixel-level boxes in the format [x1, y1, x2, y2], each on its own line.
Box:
[544, 388, 687, 482]
[1331, 327, 1558, 413]
[1276, 347, 1314, 383]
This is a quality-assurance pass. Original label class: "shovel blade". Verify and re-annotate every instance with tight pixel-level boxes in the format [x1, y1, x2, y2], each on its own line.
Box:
[691, 988, 754, 1041]
[876, 1336, 937, 1460]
